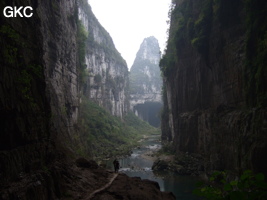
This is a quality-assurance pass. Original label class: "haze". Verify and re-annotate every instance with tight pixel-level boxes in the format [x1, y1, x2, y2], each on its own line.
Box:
[88, 0, 171, 69]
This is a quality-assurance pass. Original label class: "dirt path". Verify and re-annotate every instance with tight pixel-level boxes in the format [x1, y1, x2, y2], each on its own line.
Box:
[85, 173, 119, 200]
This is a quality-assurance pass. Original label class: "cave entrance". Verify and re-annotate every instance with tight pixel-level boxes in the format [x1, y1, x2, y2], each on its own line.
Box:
[133, 101, 162, 128]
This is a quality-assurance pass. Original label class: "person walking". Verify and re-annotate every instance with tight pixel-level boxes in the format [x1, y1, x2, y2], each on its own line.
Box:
[113, 158, 120, 173]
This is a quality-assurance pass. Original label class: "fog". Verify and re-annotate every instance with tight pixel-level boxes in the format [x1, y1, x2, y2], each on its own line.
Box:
[88, 0, 171, 68]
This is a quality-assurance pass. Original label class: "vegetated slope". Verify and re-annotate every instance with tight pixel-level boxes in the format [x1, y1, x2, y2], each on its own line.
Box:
[130, 36, 162, 96]
[78, 0, 129, 118]
[0, 0, 82, 198]
[0, 0, 169, 199]
[129, 36, 163, 127]
[76, 96, 160, 160]
[160, 0, 267, 175]
[0, 0, 78, 185]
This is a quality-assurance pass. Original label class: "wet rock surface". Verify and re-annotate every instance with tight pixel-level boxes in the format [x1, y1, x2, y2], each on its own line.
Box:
[92, 173, 175, 200]
[0, 158, 175, 200]
[161, 0, 267, 176]
[152, 153, 205, 176]
[0, 0, 173, 199]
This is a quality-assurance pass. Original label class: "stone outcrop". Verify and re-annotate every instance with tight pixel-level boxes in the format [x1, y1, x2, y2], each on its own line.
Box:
[92, 173, 175, 200]
[152, 153, 205, 176]
[0, 0, 79, 185]
[129, 36, 162, 127]
[0, 0, 164, 199]
[40, 0, 79, 137]
[160, 0, 267, 175]
[78, 1, 129, 118]
[0, 158, 175, 200]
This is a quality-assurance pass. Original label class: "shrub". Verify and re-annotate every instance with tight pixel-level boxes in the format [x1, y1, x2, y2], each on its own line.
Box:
[194, 170, 267, 200]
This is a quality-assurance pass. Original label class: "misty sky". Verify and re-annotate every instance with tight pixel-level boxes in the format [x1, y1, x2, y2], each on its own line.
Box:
[88, 0, 171, 69]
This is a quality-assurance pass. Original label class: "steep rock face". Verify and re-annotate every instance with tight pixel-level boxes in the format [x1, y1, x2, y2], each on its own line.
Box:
[40, 0, 79, 137]
[0, 0, 173, 199]
[78, 1, 129, 118]
[129, 36, 162, 127]
[0, 1, 78, 179]
[160, 0, 267, 175]
[0, 0, 79, 197]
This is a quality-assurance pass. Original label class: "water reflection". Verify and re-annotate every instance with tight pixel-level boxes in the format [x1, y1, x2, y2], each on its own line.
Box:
[104, 135, 202, 200]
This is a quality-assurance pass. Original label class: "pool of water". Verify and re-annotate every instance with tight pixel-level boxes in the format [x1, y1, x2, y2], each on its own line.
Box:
[104, 135, 202, 199]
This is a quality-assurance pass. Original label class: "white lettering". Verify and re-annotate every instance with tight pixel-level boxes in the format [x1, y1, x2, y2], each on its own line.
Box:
[3, 6, 13, 18]
[23, 6, 33, 18]
[3, 6, 33, 18]
[14, 6, 23, 17]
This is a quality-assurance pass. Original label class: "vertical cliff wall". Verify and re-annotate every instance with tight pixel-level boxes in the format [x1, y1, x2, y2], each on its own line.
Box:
[0, 0, 171, 198]
[0, 1, 78, 180]
[0, 0, 80, 197]
[78, 0, 129, 118]
[129, 36, 162, 127]
[160, 0, 267, 175]
[40, 0, 79, 139]
[0, 0, 130, 177]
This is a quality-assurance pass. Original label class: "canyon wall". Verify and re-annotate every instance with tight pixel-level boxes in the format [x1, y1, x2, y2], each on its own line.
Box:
[129, 36, 162, 127]
[0, 0, 79, 182]
[160, 0, 267, 175]
[78, 0, 129, 118]
[0, 0, 129, 198]
[0, 0, 80, 198]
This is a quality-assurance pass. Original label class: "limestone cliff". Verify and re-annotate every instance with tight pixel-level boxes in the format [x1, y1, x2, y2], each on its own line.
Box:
[129, 36, 162, 127]
[0, 0, 129, 198]
[0, 0, 79, 176]
[160, 0, 267, 175]
[0, 0, 174, 199]
[78, 0, 129, 118]
[0, 0, 80, 198]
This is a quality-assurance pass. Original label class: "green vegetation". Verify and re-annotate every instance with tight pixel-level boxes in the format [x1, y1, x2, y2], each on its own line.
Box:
[159, 0, 267, 188]
[161, 0, 267, 107]
[76, 96, 160, 160]
[157, 142, 174, 156]
[129, 73, 147, 94]
[0, 25, 26, 46]
[0, 25, 44, 108]
[160, 0, 214, 76]
[0, 25, 26, 64]
[77, 20, 88, 85]
[194, 170, 267, 200]
[18, 64, 43, 105]
[159, 1, 179, 76]
[160, 0, 194, 75]
[130, 59, 161, 94]
[190, 0, 213, 55]
[78, 0, 126, 67]
[159, 85, 172, 141]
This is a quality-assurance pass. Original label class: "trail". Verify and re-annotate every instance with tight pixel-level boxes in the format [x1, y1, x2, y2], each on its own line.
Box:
[85, 173, 119, 200]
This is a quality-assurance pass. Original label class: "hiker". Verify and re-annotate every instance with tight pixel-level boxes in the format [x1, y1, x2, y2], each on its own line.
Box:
[113, 158, 120, 173]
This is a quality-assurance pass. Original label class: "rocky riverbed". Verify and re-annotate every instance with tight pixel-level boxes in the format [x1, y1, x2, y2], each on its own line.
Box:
[0, 157, 175, 200]
[104, 134, 203, 200]
[152, 152, 206, 176]
[139, 141, 206, 177]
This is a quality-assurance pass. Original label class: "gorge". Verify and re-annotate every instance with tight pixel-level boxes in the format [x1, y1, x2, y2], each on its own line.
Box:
[160, 0, 267, 177]
[1, 0, 267, 199]
[78, 1, 129, 118]
[129, 36, 162, 127]
[0, 0, 173, 199]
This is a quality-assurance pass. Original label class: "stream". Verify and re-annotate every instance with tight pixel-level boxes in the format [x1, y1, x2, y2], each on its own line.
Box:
[104, 134, 202, 199]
